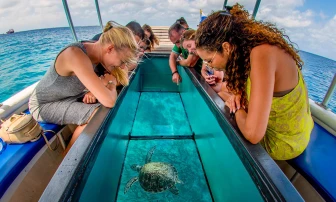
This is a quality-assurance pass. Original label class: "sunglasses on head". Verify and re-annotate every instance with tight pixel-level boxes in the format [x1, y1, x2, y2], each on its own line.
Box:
[219, 6, 232, 16]
[219, 10, 231, 16]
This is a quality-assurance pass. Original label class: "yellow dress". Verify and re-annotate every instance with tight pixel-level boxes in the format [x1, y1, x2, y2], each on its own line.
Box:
[246, 70, 314, 160]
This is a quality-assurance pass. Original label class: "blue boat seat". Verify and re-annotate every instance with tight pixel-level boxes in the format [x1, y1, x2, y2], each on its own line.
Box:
[287, 123, 336, 201]
[0, 111, 65, 199]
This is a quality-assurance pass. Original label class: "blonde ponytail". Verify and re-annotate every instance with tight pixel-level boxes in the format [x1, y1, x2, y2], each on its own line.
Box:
[102, 21, 114, 33]
[111, 67, 129, 86]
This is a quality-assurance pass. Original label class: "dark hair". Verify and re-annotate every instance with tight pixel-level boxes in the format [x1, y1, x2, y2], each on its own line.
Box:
[195, 3, 303, 108]
[126, 21, 145, 40]
[142, 24, 159, 48]
[176, 17, 188, 27]
[168, 23, 185, 37]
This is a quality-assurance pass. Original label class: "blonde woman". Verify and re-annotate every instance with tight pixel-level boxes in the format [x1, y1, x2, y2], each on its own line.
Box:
[29, 21, 138, 154]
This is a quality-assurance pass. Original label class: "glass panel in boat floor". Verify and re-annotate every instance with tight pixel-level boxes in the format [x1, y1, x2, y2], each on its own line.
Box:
[131, 92, 192, 137]
[117, 139, 212, 202]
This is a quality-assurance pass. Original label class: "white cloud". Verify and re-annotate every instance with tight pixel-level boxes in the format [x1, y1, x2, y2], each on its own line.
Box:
[0, 0, 335, 60]
[255, 0, 336, 60]
[257, 3, 313, 28]
[0, 1, 20, 9]
[319, 11, 327, 19]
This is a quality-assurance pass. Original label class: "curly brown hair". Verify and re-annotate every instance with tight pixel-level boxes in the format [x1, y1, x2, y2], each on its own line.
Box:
[195, 4, 303, 108]
[142, 24, 159, 49]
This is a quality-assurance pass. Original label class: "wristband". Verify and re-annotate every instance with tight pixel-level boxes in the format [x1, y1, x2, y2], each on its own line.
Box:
[172, 71, 178, 76]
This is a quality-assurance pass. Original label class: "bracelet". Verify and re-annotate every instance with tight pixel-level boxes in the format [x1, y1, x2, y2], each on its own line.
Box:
[106, 80, 115, 87]
[172, 71, 178, 76]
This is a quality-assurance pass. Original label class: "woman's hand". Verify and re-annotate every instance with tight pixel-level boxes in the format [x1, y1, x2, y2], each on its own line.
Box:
[225, 94, 243, 113]
[100, 73, 118, 87]
[205, 75, 217, 85]
[83, 92, 97, 104]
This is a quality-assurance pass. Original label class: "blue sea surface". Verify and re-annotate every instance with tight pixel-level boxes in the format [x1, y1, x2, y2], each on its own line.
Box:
[0, 26, 100, 102]
[0, 26, 335, 113]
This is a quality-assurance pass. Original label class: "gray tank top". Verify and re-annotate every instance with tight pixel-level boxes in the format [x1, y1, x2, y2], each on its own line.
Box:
[30, 42, 88, 105]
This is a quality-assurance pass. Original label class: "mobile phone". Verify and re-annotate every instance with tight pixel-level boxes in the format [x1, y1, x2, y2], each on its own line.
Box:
[206, 65, 214, 76]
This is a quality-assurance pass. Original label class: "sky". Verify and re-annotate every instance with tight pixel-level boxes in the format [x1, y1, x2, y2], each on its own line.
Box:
[0, 0, 336, 61]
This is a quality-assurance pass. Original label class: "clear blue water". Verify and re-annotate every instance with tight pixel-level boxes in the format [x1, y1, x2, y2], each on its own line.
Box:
[132, 92, 192, 137]
[0, 26, 335, 113]
[117, 139, 212, 201]
[117, 92, 210, 201]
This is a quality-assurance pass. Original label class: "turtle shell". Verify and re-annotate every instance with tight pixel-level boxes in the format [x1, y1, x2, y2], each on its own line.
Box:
[139, 162, 178, 193]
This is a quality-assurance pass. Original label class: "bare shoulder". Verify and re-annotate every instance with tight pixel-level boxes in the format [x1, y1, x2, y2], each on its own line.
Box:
[63, 47, 91, 67]
[62, 46, 88, 61]
[56, 46, 91, 75]
[250, 44, 284, 70]
[250, 44, 280, 59]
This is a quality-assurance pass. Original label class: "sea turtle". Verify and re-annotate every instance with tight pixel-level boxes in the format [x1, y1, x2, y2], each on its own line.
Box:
[124, 146, 183, 195]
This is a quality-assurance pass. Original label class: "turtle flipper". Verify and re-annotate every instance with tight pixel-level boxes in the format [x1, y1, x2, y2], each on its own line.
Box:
[169, 185, 179, 195]
[145, 146, 156, 163]
[176, 179, 183, 184]
[124, 177, 138, 194]
[131, 164, 142, 172]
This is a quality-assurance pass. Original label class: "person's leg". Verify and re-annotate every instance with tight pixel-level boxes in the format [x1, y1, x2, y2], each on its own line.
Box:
[63, 108, 99, 156]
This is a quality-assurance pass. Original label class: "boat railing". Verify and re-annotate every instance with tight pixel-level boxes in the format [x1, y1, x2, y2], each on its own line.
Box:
[319, 73, 336, 110]
[94, 0, 104, 31]
[62, 0, 77, 42]
[62, 0, 105, 42]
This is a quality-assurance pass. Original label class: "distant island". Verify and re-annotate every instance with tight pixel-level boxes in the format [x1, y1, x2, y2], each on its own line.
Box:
[6, 29, 14, 34]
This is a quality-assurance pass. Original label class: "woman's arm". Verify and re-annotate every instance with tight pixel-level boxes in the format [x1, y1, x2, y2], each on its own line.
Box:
[178, 53, 199, 67]
[63, 48, 118, 108]
[234, 45, 276, 144]
[218, 90, 232, 101]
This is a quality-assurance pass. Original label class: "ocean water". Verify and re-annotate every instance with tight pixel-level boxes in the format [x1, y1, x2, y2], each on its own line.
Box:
[132, 92, 192, 137]
[117, 92, 211, 200]
[117, 139, 212, 202]
[0, 26, 335, 113]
